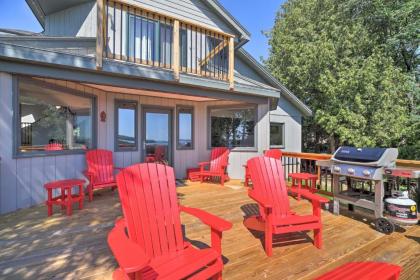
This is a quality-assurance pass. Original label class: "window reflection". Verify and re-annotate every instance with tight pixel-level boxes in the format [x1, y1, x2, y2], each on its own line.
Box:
[210, 106, 255, 148]
[177, 108, 193, 149]
[18, 78, 94, 153]
[116, 101, 137, 150]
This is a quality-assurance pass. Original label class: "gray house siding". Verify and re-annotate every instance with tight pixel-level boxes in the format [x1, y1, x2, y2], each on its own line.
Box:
[0, 72, 270, 214]
[235, 55, 271, 85]
[128, 0, 236, 35]
[270, 96, 303, 152]
[44, 1, 97, 37]
[43, 0, 236, 38]
[234, 55, 304, 152]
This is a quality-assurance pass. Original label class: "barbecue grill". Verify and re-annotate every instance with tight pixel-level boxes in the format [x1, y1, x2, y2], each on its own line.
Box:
[329, 146, 402, 233]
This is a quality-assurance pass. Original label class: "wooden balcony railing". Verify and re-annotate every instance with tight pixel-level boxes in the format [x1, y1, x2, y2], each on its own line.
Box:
[96, 0, 235, 89]
[281, 151, 420, 197]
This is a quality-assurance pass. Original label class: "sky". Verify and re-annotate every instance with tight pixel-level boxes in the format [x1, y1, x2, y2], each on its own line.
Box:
[0, 0, 285, 61]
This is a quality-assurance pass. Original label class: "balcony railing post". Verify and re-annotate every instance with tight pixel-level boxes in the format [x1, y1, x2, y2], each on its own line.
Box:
[96, 0, 105, 69]
[228, 37, 234, 90]
[173, 19, 180, 81]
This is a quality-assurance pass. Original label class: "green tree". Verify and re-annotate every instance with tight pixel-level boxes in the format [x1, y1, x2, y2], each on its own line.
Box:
[266, 0, 418, 156]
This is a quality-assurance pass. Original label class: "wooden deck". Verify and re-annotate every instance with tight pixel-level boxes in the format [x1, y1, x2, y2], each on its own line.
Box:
[0, 181, 419, 279]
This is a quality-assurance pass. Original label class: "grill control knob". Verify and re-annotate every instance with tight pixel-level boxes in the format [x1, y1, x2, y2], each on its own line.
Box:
[333, 166, 341, 172]
[363, 170, 371, 176]
[347, 168, 355, 174]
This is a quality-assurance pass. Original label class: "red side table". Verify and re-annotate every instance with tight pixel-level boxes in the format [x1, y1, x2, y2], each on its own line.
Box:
[288, 173, 318, 200]
[44, 179, 85, 216]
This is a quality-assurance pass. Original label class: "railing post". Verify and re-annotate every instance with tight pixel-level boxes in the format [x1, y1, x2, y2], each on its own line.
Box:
[228, 36, 234, 90]
[96, 0, 105, 69]
[173, 20, 180, 81]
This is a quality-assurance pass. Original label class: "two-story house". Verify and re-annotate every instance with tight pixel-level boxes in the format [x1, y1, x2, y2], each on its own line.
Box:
[0, 0, 311, 214]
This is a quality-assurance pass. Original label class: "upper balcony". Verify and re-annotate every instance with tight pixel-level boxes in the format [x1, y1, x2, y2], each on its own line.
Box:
[96, 0, 235, 88]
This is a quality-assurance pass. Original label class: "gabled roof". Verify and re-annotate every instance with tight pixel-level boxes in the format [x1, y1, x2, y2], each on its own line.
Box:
[26, 0, 251, 43]
[236, 48, 312, 116]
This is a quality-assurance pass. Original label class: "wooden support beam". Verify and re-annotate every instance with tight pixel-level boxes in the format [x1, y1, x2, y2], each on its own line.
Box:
[173, 20, 180, 81]
[228, 37, 235, 90]
[199, 39, 228, 66]
[96, 0, 105, 69]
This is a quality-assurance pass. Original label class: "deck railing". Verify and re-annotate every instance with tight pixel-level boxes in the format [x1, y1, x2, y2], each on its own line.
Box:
[281, 151, 420, 196]
[96, 0, 235, 88]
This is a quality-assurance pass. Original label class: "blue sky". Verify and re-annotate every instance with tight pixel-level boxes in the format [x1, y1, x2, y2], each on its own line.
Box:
[0, 0, 285, 61]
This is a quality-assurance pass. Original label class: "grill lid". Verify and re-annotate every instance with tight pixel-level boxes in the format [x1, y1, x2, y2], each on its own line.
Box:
[333, 146, 386, 163]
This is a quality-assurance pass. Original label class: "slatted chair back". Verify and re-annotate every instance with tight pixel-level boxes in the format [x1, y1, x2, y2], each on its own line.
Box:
[86, 149, 115, 185]
[209, 147, 230, 172]
[116, 163, 184, 258]
[264, 149, 282, 160]
[248, 156, 291, 219]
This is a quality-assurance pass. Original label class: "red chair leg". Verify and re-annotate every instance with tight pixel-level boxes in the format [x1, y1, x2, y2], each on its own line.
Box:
[61, 187, 65, 210]
[66, 188, 72, 216]
[221, 175, 225, 186]
[78, 185, 84, 210]
[297, 179, 302, 201]
[214, 272, 222, 280]
[265, 228, 273, 257]
[314, 228, 322, 249]
[47, 189, 53, 216]
[88, 184, 93, 202]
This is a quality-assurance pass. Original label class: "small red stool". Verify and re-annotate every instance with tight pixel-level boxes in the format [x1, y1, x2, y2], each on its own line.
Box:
[288, 173, 318, 200]
[315, 262, 401, 279]
[44, 179, 85, 216]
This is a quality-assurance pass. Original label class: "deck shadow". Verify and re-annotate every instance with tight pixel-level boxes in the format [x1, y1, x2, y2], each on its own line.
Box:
[338, 207, 407, 233]
[182, 225, 229, 264]
[240, 203, 314, 251]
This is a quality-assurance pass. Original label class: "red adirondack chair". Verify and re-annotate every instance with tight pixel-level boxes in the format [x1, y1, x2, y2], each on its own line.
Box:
[244, 156, 328, 256]
[146, 145, 166, 163]
[45, 143, 63, 151]
[316, 262, 401, 280]
[186, 147, 230, 183]
[263, 149, 282, 159]
[84, 149, 122, 201]
[108, 163, 232, 280]
[244, 149, 282, 187]
[197, 147, 230, 186]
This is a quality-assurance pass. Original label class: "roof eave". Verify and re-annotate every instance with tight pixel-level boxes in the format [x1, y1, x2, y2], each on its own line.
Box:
[25, 0, 45, 29]
[204, 0, 251, 42]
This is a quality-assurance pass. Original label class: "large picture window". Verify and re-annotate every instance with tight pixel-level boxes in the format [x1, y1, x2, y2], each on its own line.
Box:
[209, 106, 256, 148]
[176, 106, 194, 149]
[270, 122, 285, 148]
[17, 77, 96, 155]
[115, 100, 138, 151]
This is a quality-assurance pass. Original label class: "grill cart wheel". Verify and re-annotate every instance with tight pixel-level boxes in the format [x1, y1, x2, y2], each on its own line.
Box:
[375, 218, 395, 234]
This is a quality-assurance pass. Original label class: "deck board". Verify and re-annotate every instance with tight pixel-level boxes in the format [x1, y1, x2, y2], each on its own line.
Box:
[0, 182, 419, 279]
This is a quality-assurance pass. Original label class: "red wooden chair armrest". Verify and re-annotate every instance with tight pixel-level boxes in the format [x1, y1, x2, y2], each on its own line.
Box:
[107, 219, 150, 274]
[289, 188, 329, 204]
[198, 161, 210, 172]
[248, 190, 272, 209]
[181, 206, 232, 232]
